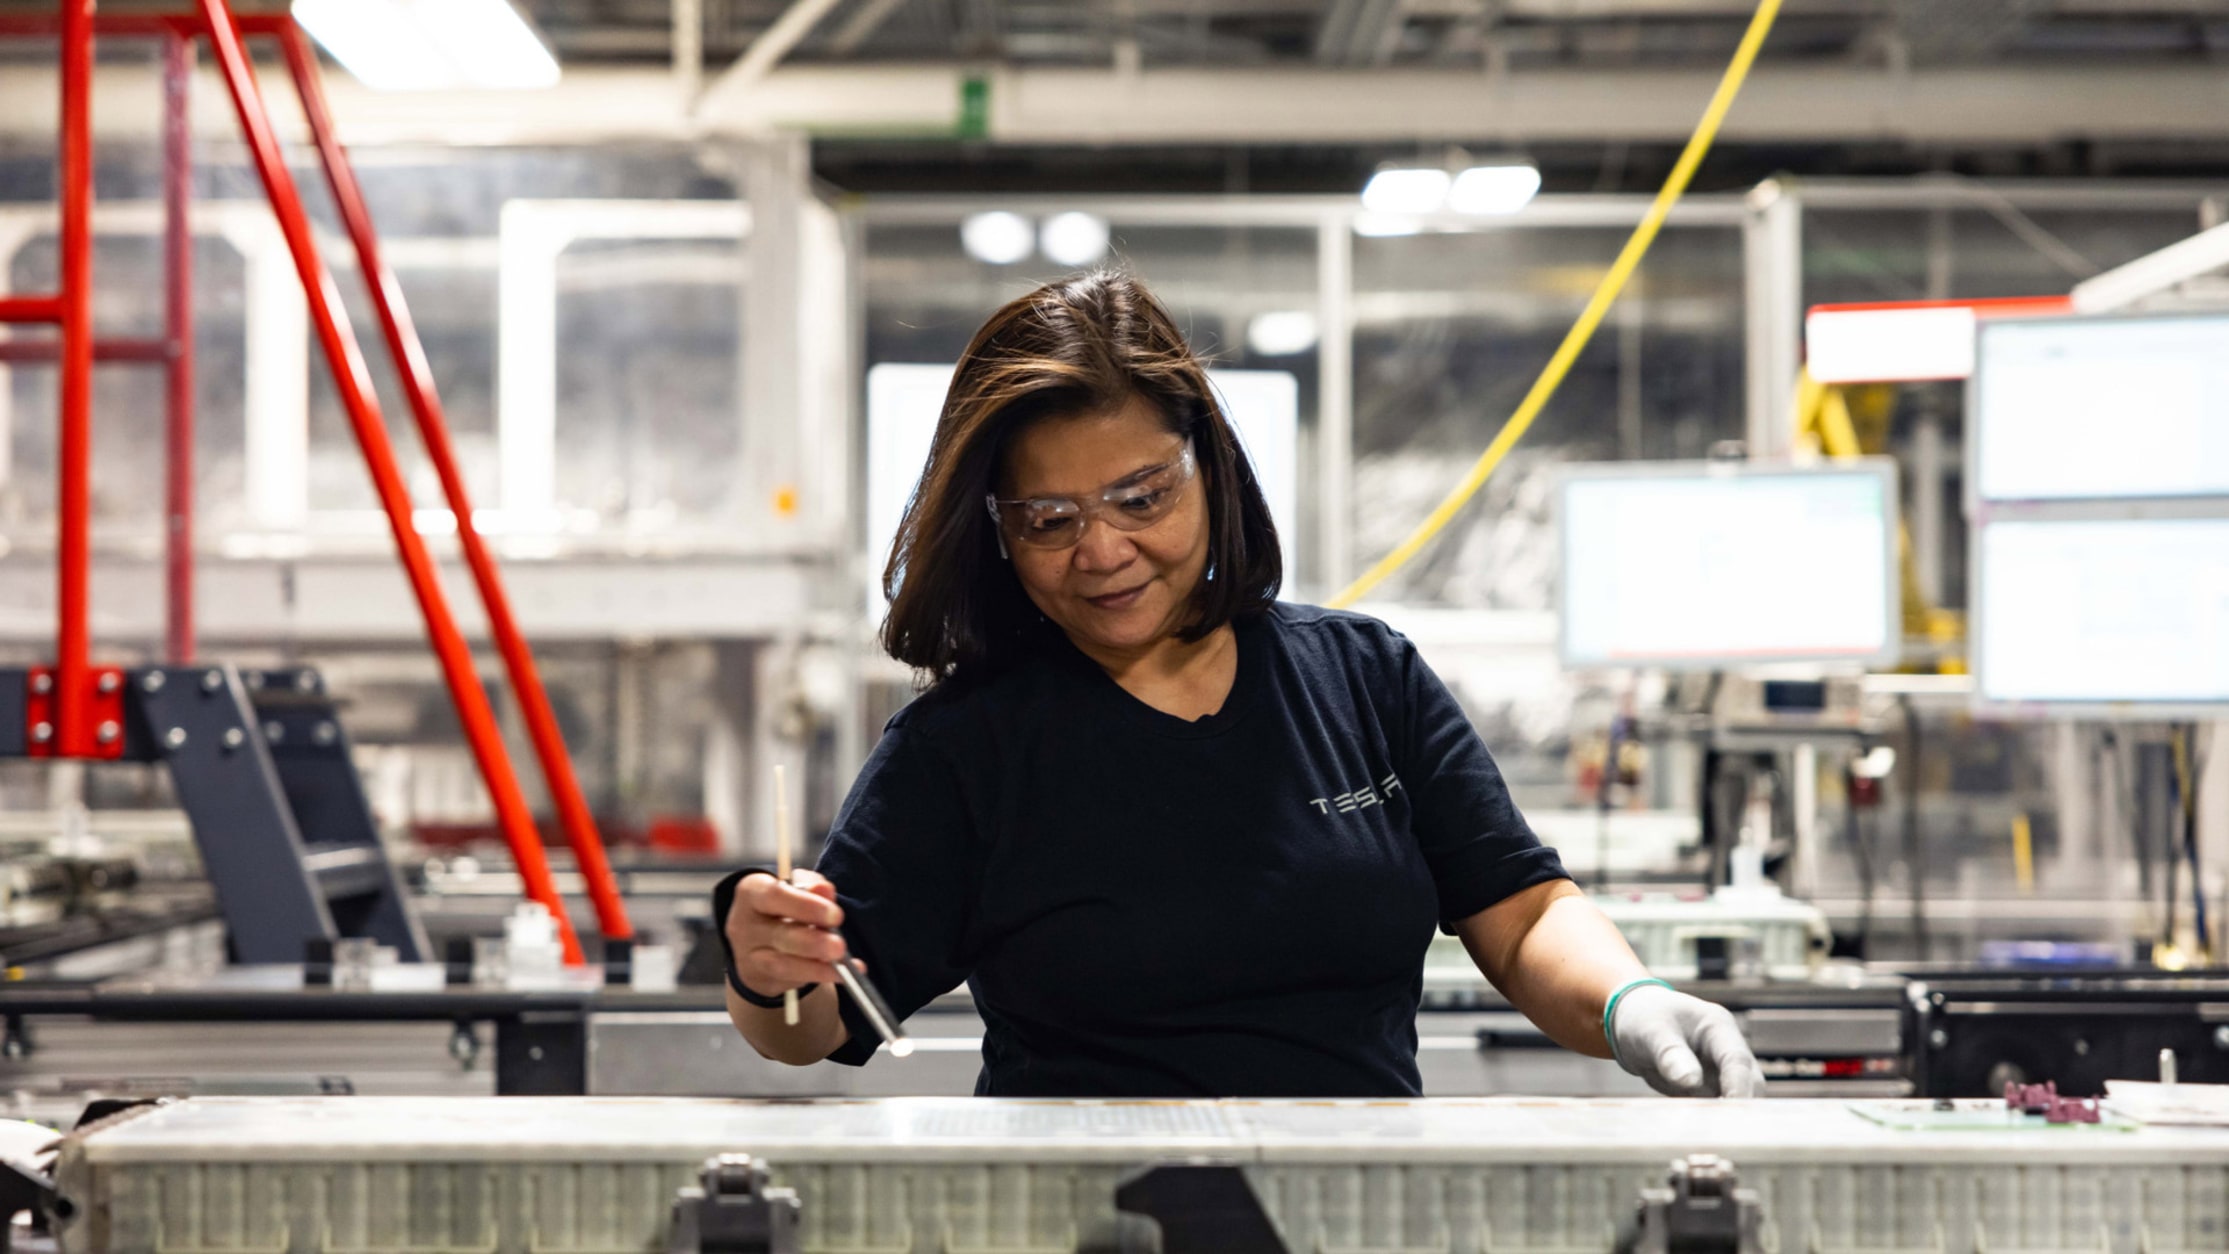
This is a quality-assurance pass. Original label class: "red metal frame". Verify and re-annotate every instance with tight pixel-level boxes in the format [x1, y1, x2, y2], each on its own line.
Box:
[162, 29, 194, 665]
[0, 339, 169, 363]
[0, 296, 64, 323]
[276, 28, 631, 942]
[191, 0, 585, 962]
[56, 0, 93, 759]
[0, 1, 632, 961]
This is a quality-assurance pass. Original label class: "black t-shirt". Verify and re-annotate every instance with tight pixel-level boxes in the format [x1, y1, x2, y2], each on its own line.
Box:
[818, 602, 1568, 1097]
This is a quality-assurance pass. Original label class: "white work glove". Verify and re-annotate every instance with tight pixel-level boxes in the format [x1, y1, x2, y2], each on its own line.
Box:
[1606, 981, 1766, 1098]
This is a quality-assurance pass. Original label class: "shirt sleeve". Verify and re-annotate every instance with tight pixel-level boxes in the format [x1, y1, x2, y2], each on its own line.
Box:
[815, 721, 984, 1066]
[1390, 632, 1571, 927]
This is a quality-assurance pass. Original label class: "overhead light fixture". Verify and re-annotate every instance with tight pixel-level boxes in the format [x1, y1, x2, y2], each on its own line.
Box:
[1360, 166, 1452, 215]
[1352, 213, 1422, 239]
[1040, 212, 1112, 268]
[294, 0, 560, 92]
[960, 212, 1035, 265]
[1246, 310, 1319, 357]
[1449, 160, 1542, 215]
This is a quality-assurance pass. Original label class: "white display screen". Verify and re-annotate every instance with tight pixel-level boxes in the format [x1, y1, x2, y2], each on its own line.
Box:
[1560, 464, 1897, 670]
[1977, 517, 2229, 708]
[1974, 314, 2229, 503]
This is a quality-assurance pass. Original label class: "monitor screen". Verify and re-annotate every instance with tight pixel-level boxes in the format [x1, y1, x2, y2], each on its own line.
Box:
[1558, 461, 1899, 671]
[1975, 516, 2229, 711]
[1973, 313, 2229, 504]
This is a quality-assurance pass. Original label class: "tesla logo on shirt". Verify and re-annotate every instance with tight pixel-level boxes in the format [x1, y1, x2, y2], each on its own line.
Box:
[1309, 772, 1401, 816]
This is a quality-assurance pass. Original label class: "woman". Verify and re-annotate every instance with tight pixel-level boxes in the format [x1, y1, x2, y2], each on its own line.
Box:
[717, 271, 1762, 1099]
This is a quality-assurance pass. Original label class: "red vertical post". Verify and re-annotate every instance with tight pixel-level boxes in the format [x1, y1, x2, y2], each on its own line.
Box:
[54, 0, 94, 757]
[275, 27, 634, 942]
[162, 30, 195, 665]
[193, 0, 584, 962]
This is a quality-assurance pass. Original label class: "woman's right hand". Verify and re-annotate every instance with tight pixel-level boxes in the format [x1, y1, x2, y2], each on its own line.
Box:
[725, 868, 853, 997]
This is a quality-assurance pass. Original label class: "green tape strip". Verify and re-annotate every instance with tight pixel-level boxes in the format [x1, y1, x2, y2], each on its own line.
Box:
[1602, 976, 1674, 1066]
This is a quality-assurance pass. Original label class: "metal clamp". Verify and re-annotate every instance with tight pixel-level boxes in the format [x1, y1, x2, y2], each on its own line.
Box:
[1622, 1154, 1764, 1254]
[667, 1155, 801, 1254]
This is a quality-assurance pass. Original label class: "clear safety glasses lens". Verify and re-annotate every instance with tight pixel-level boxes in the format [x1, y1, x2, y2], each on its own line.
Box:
[988, 446, 1195, 552]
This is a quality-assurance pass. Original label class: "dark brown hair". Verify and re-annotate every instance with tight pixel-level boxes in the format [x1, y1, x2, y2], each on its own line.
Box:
[881, 271, 1282, 683]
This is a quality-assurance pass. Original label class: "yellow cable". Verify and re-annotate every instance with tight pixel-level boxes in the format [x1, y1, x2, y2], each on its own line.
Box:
[1328, 0, 1786, 609]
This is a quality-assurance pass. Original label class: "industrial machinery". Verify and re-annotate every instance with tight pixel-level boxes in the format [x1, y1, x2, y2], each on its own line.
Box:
[0, 1, 632, 970]
[48, 1094, 2229, 1253]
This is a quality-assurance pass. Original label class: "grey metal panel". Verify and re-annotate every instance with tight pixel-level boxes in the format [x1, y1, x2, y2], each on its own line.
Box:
[584, 1008, 1663, 1098]
[1740, 1008, 1901, 1057]
[0, 555, 822, 645]
[586, 1010, 989, 1097]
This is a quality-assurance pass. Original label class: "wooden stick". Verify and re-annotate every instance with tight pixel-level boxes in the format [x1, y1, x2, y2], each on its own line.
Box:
[774, 763, 798, 1025]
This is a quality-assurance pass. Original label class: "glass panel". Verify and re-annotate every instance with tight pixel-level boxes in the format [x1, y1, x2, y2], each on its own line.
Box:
[1351, 222, 1748, 609]
[553, 237, 742, 534]
[861, 218, 1322, 585]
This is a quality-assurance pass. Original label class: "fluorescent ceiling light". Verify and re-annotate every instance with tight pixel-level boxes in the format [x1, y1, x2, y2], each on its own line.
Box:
[1040, 212, 1112, 268]
[1352, 213, 1422, 239]
[1449, 162, 1541, 215]
[295, 0, 559, 92]
[1360, 167, 1451, 215]
[1246, 310, 1318, 357]
[960, 212, 1035, 265]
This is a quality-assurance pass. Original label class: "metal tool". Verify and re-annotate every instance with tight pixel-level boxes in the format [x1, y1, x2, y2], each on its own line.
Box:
[830, 954, 913, 1058]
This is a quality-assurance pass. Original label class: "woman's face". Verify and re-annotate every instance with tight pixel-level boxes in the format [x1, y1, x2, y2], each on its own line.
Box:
[997, 394, 1211, 658]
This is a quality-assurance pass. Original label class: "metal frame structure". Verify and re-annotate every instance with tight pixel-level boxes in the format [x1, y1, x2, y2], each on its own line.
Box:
[851, 191, 1751, 606]
[0, 1, 633, 961]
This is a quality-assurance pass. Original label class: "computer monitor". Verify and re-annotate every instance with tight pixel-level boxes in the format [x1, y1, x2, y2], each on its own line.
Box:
[1972, 513, 2229, 715]
[1971, 311, 2229, 505]
[1558, 460, 1900, 671]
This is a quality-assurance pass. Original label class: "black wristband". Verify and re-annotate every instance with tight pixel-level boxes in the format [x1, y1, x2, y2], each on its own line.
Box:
[711, 867, 820, 1010]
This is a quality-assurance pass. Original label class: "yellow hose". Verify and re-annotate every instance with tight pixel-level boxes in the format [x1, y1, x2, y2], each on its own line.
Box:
[1328, 0, 1786, 609]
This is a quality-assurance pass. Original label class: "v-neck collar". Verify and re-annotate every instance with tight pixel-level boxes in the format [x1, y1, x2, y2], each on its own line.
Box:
[1052, 613, 1266, 740]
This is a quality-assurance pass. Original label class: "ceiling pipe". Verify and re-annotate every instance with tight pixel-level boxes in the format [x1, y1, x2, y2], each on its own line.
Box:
[674, 0, 703, 107]
[696, 0, 847, 121]
[828, 0, 911, 56]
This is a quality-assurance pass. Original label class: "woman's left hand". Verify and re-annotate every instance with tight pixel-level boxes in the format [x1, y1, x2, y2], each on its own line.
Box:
[1607, 984, 1766, 1098]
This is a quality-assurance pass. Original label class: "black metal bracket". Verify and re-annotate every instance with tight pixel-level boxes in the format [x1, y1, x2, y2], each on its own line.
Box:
[666, 1155, 801, 1254]
[1114, 1162, 1288, 1254]
[0, 1157, 57, 1254]
[1619, 1155, 1764, 1254]
[494, 1010, 588, 1095]
[0, 664, 427, 964]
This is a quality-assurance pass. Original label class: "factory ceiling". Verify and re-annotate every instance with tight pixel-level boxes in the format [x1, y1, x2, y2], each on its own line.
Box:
[520, 0, 2229, 70]
[0, 1, 2224, 188]
[1, 0, 2222, 70]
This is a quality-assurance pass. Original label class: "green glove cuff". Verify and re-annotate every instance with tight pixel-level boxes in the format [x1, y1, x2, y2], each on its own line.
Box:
[1602, 976, 1675, 1067]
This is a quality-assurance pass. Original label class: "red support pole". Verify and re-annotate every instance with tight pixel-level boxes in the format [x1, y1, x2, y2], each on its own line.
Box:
[163, 30, 195, 665]
[55, 0, 93, 758]
[192, 0, 585, 963]
[276, 25, 635, 942]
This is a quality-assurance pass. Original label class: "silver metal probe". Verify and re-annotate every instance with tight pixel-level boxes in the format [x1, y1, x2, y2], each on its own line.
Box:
[831, 955, 913, 1058]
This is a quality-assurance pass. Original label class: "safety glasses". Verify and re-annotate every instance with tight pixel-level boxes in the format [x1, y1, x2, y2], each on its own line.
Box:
[985, 442, 1196, 555]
